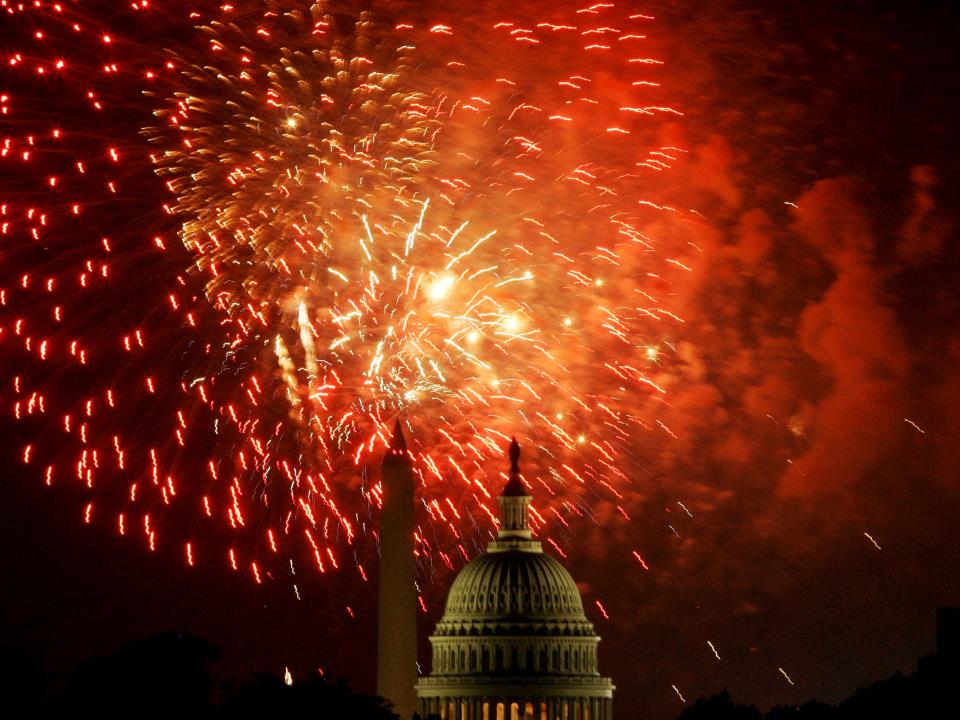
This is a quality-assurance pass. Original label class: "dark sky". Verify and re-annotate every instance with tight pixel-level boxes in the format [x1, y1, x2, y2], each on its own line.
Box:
[2, 2, 960, 720]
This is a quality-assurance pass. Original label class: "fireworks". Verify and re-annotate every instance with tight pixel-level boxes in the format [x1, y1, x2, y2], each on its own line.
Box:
[3, 1, 693, 587]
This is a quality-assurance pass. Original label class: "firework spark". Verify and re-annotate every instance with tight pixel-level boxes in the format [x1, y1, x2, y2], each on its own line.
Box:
[3, 1, 692, 588]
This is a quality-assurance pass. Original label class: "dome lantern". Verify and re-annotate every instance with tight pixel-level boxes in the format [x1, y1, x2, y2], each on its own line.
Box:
[496, 437, 533, 543]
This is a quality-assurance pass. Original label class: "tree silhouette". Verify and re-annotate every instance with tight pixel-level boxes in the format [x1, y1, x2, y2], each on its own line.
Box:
[678, 690, 763, 720]
[219, 672, 399, 719]
[5, 630, 400, 717]
[765, 701, 835, 720]
[59, 632, 218, 717]
[0, 643, 47, 713]
[674, 646, 960, 720]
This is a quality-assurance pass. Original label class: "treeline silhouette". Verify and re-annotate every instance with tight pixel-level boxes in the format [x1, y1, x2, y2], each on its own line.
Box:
[0, 632, 398, 718]
[3, 612, 957, 719]
[675, 623, 959, 720]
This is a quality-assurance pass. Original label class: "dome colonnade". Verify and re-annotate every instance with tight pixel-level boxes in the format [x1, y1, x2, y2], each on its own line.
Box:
[416, 440, 614, 720]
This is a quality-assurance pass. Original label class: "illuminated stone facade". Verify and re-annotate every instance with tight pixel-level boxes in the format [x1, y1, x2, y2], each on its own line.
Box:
[416, 441, 614, 720]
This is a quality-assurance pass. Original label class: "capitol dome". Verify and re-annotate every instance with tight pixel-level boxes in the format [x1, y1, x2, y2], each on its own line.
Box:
[416, 440, 614, 720]
[443, 550, 586, 620]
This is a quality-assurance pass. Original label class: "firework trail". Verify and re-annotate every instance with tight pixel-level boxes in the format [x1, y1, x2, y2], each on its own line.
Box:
[2, 1, 693, 587]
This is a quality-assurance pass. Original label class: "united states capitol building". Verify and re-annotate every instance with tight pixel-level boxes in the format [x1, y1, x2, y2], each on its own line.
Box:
[414, 439, 615, 720]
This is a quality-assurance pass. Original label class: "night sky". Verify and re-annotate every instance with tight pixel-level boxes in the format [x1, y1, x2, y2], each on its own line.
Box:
[2, 2, 959, 720]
